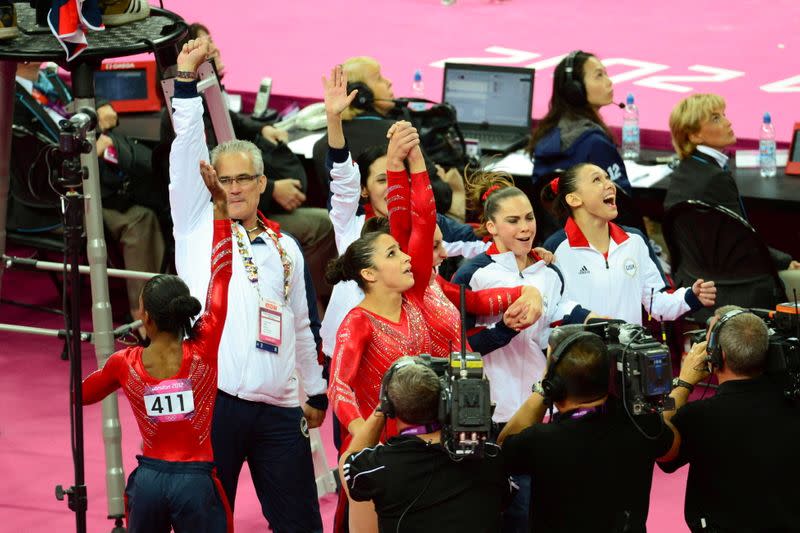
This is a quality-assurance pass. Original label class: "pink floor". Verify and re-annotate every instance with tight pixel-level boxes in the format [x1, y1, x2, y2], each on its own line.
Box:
[0, 247, 692, 532]
[149, 0, 800, 143]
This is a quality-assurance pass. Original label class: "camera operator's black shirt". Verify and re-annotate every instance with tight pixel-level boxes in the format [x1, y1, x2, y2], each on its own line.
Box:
[503, 400, 673, 533]
[344, 435, 511, 532]
[659, 375, 800, 532]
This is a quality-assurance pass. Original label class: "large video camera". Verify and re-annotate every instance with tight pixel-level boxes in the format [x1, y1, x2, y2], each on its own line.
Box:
[693, 304, 800, 400]
[562, 320, 675, 415]
[403, 350, 493, 459]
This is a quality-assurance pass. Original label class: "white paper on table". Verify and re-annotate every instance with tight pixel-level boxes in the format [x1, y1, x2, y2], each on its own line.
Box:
[287, 132, 326, 159]
[485, 151, 534, 176]
[735, 149, 788, 168]
[624, 160, 673, 188]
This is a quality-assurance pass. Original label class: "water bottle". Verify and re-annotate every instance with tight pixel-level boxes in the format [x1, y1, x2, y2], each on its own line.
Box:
[622, 93, 640, 160]
[410, 69, 426, 112]
[759, 112, 777, 178]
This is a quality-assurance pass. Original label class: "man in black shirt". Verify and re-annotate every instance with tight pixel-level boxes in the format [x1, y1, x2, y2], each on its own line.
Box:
[660, 307, 800, 532]
[340, 358, 511, 532]
[499, 328, 677, 533]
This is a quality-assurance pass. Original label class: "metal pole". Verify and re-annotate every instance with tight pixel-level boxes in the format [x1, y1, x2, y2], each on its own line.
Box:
[71, 62, 126, 523]
[2, 254, 158, 280]
[0, 60, 16, 297]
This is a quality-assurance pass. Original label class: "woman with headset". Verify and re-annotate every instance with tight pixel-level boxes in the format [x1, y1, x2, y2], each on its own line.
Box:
[529, 50, 632, 193]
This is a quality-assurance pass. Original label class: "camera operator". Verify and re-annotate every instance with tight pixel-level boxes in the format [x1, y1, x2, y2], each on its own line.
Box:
[659, 306, 800, 532]
[498, 328, 678, 533]
[339, 357, 512, 532]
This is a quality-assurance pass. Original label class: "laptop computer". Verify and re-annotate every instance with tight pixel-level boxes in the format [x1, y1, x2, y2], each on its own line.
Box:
[442, 63, 535, 154]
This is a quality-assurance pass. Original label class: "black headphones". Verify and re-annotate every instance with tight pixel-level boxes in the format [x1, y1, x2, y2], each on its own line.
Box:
[706, 309, 745, 368]
[346, 81, 375, 111]
[541, 331, 605, 405]
[561, 50, 588, 107]
[379, 358, 420, 418]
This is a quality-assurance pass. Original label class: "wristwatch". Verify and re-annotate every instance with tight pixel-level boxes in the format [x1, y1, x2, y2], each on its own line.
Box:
[531, 381, 545, 396]
[671, 377, 694, 393]
[176, 70, 198, 80]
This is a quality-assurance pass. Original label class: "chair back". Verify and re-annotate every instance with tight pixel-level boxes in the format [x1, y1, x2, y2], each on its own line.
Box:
[663, 200, 786, 318]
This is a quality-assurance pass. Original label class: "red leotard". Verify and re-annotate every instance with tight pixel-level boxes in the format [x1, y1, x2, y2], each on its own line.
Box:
[328, 301, 431, 433]
[386, 169, 523, 358]
[82, 219, 233, 463]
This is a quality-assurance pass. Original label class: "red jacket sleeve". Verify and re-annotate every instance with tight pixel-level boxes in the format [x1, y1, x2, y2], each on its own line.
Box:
[406, 170, 437, 301]
[190, 219, 233, 365]
[327, 310, 372, 430]
[386, 168, 411, 251]
[82, 352, 127, 405]
[437, 276, 522, 316]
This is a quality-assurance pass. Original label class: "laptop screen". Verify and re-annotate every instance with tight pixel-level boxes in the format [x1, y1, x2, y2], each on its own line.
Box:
[442, 63, 534, 129]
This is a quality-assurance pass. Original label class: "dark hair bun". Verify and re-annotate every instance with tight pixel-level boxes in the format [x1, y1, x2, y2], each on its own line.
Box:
[169, 295, 202, 320]
[325, 256, 350, 286]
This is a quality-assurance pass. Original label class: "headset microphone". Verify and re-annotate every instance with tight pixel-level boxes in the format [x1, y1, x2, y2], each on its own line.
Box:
[615, 102, 626, 109]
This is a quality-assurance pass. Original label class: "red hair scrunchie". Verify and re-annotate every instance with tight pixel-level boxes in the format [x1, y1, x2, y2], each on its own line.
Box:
[549, 177, 560, 194]
[482, 184, 501, 202]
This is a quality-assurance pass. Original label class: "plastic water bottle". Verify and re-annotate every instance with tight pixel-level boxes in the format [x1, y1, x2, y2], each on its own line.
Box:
[410, 69, 426, 111]
[759, 112, 777, 178]
[622, 93, 640, 160]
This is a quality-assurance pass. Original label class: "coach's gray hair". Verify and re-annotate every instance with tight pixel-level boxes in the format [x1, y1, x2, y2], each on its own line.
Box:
[210, 139, 264, 176]
[387, 358, 441, 425]
[717, 311, 769, 376]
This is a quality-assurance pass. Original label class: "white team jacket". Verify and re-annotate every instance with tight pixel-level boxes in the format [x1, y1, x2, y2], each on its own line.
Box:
[169, 94, 326, 407]
[454, 250, 584, 422]
[544, 220, 697, 326]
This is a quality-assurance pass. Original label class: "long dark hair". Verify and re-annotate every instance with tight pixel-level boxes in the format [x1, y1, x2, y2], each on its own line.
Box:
[141, 275, 202, 339]
[528, 51, 614, 152]
[325, 231, 388, 290]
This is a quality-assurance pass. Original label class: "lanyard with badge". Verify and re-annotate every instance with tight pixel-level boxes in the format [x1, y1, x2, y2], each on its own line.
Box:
[234, 222, 292, 353]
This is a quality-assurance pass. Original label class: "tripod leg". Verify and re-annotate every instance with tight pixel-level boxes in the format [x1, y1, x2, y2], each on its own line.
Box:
[71, 62, 127, 524]
[0, 60, 16, 298]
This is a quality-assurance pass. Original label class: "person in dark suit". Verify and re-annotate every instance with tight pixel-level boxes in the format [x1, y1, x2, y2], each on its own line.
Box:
[664, 93, 798, 271]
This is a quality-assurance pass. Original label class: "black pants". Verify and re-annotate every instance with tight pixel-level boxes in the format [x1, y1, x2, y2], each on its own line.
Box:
[211, 390, 323, 533]
[124, 456, 230, 533]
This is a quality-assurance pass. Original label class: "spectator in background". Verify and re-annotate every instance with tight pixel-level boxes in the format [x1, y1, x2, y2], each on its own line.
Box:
[664, 93, 799, 272]
[12, 61, 165, 331]
[528, 50, 631, 194]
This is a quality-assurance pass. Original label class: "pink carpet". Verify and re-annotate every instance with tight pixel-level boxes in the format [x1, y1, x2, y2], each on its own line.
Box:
[153, 0, 800, 144]
[0, 245, 691, 532]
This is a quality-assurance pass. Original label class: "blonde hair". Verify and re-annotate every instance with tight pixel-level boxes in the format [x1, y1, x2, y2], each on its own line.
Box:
[669, 94, 727, 159]
[341, 56, 381, 120]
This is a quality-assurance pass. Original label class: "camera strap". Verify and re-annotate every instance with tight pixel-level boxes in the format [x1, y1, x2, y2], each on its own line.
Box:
[399, 422, 442, 436]
[552, 403, 606, 424]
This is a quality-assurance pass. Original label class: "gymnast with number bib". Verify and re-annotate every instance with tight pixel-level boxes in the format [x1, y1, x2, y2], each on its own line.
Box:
[81, 167, 233, 533]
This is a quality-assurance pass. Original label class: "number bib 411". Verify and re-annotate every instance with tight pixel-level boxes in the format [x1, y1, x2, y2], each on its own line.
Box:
[144, 379, 195, 422]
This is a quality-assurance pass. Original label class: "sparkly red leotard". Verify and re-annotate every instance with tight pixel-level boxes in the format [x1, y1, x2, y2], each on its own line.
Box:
[386, 169, 523, 358]
[82, 220, 232, 463]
